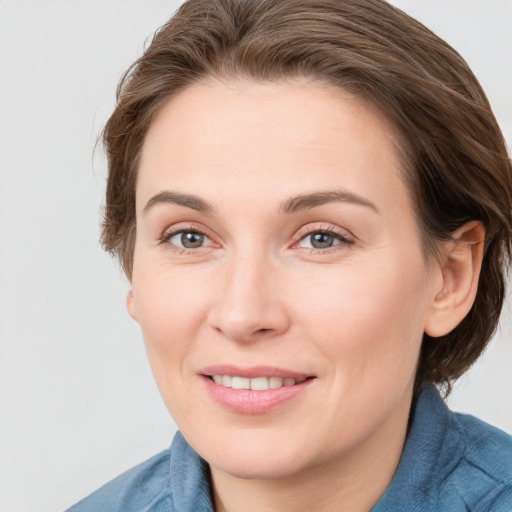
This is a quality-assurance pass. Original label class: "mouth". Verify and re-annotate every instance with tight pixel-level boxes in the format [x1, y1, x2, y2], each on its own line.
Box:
[199, 366, 316, 414]
[208, 374, 311, 390]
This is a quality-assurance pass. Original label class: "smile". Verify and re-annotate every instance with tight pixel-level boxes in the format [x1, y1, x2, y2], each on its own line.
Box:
[210, 375, 308, 390]
[201, 367, 316, 414]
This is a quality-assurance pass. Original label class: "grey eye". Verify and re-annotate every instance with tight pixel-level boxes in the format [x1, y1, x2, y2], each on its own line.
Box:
[310, 232, 335, 249]
[169, 231, 208, 249]
[181, 232, 204, 248]
[297, 230, 350, 250]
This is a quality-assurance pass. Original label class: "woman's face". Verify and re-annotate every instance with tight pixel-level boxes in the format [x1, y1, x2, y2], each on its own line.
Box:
[129, 80, 442, 479]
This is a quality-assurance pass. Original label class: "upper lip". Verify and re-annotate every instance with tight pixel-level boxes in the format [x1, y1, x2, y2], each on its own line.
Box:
[200, 364, 314, 379]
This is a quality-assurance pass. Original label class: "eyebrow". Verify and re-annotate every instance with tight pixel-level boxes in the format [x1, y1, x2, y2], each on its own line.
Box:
[143, 191, 217, 215]
[142, 189, 379, 215]
[279, 190, 379, 215]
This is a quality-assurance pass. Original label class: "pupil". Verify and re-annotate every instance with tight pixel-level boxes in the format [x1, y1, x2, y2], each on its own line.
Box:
[181, 232, 204, 248]
[311, 232, 333, 249]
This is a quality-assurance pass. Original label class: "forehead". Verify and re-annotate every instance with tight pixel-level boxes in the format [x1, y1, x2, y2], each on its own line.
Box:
[137, 79, 410, 217]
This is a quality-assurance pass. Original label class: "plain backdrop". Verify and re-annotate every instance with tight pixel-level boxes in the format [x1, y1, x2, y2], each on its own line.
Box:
[0, 1, 511, 511]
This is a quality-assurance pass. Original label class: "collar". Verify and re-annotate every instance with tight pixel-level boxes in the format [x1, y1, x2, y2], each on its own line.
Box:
[371, 386, 465, 511]
[169, 430, 214, 511]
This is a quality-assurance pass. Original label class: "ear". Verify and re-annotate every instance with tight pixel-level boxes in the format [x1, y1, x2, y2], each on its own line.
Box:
[424, 221, 485, 338]
[126, 289, 138, 322]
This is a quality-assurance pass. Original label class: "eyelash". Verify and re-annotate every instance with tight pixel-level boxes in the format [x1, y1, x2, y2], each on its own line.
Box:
[159, 225, 208, 253]
[159, 224, 355, 255]
[294, 226, 355, 254]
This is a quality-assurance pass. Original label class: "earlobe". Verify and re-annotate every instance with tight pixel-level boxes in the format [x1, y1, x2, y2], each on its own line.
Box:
[126, 289, 138, 322]
[424, 221, 485, 338]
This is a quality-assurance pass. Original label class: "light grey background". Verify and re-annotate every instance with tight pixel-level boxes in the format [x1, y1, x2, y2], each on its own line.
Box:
[0, 1, 510, 511]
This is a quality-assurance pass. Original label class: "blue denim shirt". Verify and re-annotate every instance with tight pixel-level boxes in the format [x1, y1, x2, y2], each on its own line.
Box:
[66, 387, 512, 511]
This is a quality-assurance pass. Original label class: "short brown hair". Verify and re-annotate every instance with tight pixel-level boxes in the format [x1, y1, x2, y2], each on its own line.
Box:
[101, 0, 512, 394]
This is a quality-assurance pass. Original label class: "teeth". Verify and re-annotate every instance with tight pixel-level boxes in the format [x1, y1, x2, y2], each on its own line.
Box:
[250, 377, 269, 390]
[269, 377, 283, 389]
[211, 375, 304, 390]
[231, 376, 250, 390]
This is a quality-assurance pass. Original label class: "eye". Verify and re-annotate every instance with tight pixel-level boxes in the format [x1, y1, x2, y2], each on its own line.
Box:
[162, 228, 214, 251]
[301, 232, 339, 249]
[296, 228, 354, 251]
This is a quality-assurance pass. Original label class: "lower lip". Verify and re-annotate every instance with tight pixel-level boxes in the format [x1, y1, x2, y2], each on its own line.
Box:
[201, 376, 315, 414]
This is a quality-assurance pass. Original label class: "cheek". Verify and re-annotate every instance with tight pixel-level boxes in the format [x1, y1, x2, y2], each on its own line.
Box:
[132, 265, 210, 369]
[131, 267, 212, 425]
[294, 258, 429, 377]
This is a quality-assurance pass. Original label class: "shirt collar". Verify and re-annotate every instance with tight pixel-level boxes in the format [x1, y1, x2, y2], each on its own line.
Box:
[371, 386, 465, 511]
[169, 431, 214, 511]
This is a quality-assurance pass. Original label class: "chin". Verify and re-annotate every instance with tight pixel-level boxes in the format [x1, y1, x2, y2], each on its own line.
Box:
[197, 432, 316, 480]
[211, 454, 310, 481]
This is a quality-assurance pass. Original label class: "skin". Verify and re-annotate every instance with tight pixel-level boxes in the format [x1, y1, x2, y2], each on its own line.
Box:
[127, 79, 484, 512]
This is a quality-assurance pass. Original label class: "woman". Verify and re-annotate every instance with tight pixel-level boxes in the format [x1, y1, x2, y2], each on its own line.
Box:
[68, 0, 512, 510]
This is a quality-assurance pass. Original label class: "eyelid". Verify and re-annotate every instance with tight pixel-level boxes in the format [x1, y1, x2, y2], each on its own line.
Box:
[159, 222, 356, 254]
[293, 223, 356, 245]
[159, 223, 217, 252]
[291, 224, 357, 254]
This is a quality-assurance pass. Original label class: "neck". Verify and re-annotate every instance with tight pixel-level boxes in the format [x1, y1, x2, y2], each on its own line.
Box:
[211, 389, 412, 512]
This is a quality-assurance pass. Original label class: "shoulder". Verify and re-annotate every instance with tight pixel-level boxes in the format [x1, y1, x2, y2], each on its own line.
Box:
[65, 432, 214, 512]
[441, 411, 512, 511]
[65, 449, 173, 512]
[372, 387, 512, 512]
[455, 412, 512, 482]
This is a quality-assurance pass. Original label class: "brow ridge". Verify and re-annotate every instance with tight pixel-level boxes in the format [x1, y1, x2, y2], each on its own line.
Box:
[143, 191, 216, 215]
[143, 189, 378, 216]
[279, 190, 379, 214]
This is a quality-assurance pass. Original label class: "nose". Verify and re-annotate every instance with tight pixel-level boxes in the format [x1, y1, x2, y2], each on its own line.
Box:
[207, 251, 291, 343]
